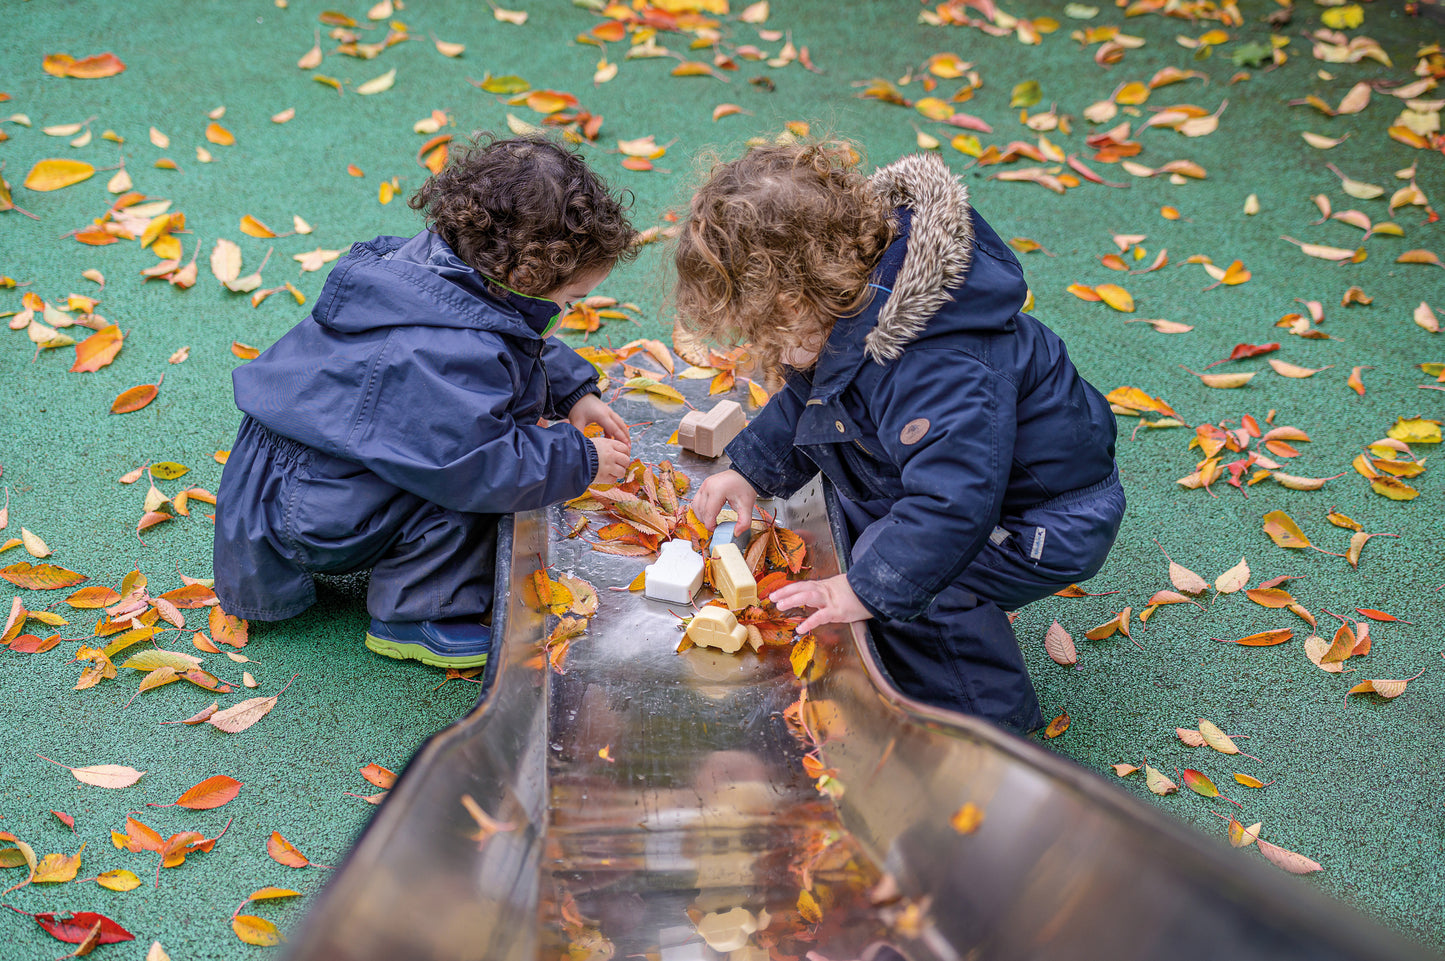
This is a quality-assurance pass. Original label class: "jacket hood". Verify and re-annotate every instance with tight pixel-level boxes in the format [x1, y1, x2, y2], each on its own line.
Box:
[863, 153, 1027, 362]
[311, 231, 561, 338]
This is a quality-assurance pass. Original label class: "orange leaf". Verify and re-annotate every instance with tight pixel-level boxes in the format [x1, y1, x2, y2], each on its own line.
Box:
[209, 606, 249, 648]
[71, 325, 124, 373]
[66, 585, 121, 609]
[1222, 628, 1293, 646]
[1, 562, 87, 590]
[360, 763, 397, 789]
[266, 831, 309, 867]
[205, 122, 235, 146]
[110, 384, 158, 414]
[173, 774, 242, 809]
[43, 52, 127, 78]
[1043, 711, 1070, 738]
[231, 341, 261, 360]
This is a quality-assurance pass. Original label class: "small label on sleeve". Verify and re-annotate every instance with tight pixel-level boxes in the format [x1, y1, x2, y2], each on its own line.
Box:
[899, 418, 930, 445]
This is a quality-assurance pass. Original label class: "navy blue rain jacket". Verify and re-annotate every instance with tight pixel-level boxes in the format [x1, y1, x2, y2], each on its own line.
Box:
[233, 230, 601, 513]
[724, 156, 1118, 623]
[216, 230, 601, 620]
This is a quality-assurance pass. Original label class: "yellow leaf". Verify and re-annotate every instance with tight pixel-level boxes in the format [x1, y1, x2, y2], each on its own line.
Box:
[1386, 417, 1441, 444]
[914, 97, 954, 121]
[23, 158, 95, 191]
[97, 868, 143, 891]
[1321, 4, 1363, 29]
[797, 889, 822, 924]
[240, 215, 277, 238]
[950, 801, 985, 834]
[232, 915, 285, 946]
[622, 377, 685, 404]
[1094, 283, 1134, 312]
[789, 634, 815, 677]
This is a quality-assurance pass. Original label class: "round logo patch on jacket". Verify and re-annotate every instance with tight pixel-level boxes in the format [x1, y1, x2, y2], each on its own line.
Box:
[900, 418, 930, 445]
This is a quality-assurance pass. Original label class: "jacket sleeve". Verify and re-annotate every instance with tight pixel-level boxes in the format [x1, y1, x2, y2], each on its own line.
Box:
[345, 332, 598, 514]
[540, 338, 601, 419]
[722, 374, 819, 499]
[845, 348, 1016, 621]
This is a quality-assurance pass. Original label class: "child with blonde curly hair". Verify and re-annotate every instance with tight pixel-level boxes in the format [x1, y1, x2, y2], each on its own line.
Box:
[683, 142, 1123, 733]
[214, 135, 636, 669]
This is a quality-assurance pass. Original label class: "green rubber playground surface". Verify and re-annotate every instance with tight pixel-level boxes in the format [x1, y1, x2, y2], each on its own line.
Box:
[1, 0, 1442, 956]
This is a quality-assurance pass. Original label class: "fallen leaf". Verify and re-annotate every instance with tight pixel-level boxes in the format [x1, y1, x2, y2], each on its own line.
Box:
[37, 755, 145, 788]
[1043, 711, 1070, 738]
[111, 383, 159, 414]
[1043, 620, 1076, 665]
[170, 775, 242, 810]
[232, 915, 284, 947]
[95, 869, 142, 892]
[950, 802, 985, 834]
[1256, 838, 1323, 874]
[266, 832, 309, 868]
[33, 911, 134, 948]
[23, 159, 96, 195]
[1145, 764, 1178, 795]
[1213, 557, 1249, 594]
[356, 68, 396, 95]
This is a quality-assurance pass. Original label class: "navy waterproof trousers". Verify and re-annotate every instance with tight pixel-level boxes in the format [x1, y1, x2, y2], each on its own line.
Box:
[214, 417, 498, 624]
[840, 470, 1125, 736]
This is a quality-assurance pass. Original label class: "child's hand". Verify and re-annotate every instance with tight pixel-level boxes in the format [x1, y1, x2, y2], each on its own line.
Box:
[770, 574, 873, 635]
[590, 437, 631, 485]
[568, 393, 630, 444]
[692, 469, 757, 538]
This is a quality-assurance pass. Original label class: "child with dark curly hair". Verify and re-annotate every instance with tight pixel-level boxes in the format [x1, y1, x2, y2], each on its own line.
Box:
[683, 142, 1123, 734]
[213, 135, 636, 668]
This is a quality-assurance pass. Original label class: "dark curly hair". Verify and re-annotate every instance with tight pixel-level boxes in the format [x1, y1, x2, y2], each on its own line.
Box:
[409, 134, 638, 296]
[673, 140, 895, 376]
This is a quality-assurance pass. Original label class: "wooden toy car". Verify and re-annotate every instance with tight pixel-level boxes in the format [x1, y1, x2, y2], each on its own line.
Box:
[677, 400, 746, 458]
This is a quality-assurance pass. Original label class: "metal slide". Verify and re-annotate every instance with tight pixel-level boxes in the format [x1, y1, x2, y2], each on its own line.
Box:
[281, 382, 1433, 961]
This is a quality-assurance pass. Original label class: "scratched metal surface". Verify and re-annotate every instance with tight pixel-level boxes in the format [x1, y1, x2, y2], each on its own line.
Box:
[282, 378, 1432, 961]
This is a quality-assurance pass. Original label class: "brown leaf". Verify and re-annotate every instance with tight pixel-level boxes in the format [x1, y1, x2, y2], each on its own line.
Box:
[1256, 838, 1323, 874]
[208, 695, 278, 733]
[1043, 620, 1076, 665]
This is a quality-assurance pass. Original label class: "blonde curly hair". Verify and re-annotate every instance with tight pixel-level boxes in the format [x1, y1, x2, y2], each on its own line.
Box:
[672, 140, 896, 375]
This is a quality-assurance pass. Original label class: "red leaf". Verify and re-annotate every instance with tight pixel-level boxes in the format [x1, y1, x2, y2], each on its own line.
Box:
[34, 911, 135, 945]
[1205, 342, 1279, 369]
[1355, 608, 1412, 624]
[51, 810, 76, 832]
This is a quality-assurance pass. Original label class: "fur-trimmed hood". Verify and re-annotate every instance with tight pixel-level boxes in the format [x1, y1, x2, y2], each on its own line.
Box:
[863, 153, 1026, 363]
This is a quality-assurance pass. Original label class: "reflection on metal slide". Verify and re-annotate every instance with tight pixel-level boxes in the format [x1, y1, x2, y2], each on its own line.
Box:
[282, 380, 1431, 961]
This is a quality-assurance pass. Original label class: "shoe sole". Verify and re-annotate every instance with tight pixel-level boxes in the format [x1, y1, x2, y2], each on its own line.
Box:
[364, 633, 490, 669]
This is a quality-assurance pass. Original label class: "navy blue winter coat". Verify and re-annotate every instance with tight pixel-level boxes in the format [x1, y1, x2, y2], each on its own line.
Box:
[724, 154, 1120, 625]
[213, 230, 600, 621]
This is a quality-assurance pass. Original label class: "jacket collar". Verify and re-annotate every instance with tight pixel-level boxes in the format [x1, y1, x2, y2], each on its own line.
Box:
[413, 231, 561, 336]
[862, 153, 975, 363]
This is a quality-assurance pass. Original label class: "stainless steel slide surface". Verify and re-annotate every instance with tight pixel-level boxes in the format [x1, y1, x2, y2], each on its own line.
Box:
[282, 382, 1432, 961]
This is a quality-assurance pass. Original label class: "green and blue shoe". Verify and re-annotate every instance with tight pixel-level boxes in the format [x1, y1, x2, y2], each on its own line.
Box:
[364, 617, 491, 669]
